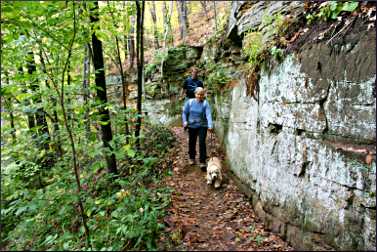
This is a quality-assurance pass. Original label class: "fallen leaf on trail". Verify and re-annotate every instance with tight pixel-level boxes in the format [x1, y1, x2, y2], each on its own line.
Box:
[224, 231, 235, 241]
[157, 127, 292, 250]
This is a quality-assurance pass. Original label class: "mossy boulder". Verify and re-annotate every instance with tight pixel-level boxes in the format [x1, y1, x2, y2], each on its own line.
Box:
[163, 45, 202, 86]
[144, 82, 161, 98]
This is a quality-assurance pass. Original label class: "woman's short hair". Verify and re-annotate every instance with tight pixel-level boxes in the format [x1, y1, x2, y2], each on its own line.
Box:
[194, 87, 205, 94]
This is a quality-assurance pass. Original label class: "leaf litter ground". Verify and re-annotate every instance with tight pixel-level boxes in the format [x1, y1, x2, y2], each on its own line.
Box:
[157, 127, 292, 251]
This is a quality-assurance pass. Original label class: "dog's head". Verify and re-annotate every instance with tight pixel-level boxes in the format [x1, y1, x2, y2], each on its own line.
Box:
[207, 157, 222, 181]
[209, 169, 219, 180]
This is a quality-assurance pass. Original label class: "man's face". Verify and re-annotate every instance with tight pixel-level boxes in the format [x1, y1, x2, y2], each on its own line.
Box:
[191, 69, 198, 79]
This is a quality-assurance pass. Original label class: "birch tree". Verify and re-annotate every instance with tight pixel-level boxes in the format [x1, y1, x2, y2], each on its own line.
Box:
[177, 0, 189, 41]
[162, 1, 174, 48]
[200, 1, 210, 21]
[213, 1, 218, 32]
[149, 1, 159, 49]
[128, 15, 136, 69]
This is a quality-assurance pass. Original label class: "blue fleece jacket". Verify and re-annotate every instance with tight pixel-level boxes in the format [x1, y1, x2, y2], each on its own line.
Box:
[182, 98, 213, 129]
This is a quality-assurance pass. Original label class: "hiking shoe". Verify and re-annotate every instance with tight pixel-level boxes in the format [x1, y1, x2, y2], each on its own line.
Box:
[189, 159, 196, 165]
[200, 162, 207, 171]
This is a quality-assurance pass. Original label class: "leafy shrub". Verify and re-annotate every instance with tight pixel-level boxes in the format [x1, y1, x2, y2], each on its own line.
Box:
[261, 12, 285, 36]
[1, 123, 175, 251]
[306, 1, 359, 24]
[242, 31, 263, 65]
[145, 63, 157, 79]
[204, 62, 231, 92]
[270, 46, 284, 62]
[141, 122, 176, 157]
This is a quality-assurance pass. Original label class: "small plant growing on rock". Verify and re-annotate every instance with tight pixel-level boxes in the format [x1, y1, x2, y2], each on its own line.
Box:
[306, 1, 359, 24]
[241, 30, 270, 98]
[204, 62, 231, 92]
[270, 46, 284, 62]
[242, 31, 263, 66]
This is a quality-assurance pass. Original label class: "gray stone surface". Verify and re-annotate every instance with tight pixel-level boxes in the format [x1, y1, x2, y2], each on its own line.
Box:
[237, 1, 304, 36]
[213, 43, 376, 250]
[325, 77, 376, 141]
[226, 1, 246, 38]
[143, 98, 180, 125]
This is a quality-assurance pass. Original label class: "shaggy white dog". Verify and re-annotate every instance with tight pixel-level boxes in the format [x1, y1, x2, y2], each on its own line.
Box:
[206, 157, 223, 189]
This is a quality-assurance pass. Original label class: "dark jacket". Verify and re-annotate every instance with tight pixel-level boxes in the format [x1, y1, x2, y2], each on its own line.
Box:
[183, 77, 203, 98]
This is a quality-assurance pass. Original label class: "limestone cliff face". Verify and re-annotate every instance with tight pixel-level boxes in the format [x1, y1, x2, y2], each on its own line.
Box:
[210, 1, 376, 250]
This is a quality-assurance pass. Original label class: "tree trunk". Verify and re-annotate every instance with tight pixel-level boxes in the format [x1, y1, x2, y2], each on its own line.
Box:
[177, 0, 189, 41]
[107, 1, 130, 138]
[128, 15, 136, 69]
[213, 1, 218, 32]
[9, 103, 16, 141]
[163, 1, 174, 48]
[200, 1, 210, 21]
[150, 1, 159, 49]
[54, 3, 91, 245]
[26, 51, 50, 152]
[82, 44, 91, 139]
[18, 66, 36, 130]
[122, 1, 128, 65]
[162, 1, 168, 47]
[67, 60, 73, 124]
[135, 0, 145, 149]
[39, 50, 63, 157]
[3, 72, 16, 142]
[169, 1, 174, 46]
[90, 1, 118, 174]
[184, 1, 189, 29]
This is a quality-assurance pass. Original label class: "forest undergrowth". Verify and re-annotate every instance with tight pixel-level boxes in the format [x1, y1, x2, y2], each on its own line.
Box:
[1, 122, 176, 251]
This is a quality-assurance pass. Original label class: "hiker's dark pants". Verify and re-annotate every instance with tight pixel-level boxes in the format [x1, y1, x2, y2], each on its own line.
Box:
[188, 127, 207, 163]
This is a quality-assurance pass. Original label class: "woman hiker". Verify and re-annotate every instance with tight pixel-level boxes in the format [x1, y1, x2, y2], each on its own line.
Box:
[182, 87, 213, 171]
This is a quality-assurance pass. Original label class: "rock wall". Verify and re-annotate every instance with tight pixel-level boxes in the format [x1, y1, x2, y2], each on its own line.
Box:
[143, 98, 181, 126]
[211, 2, 376, 250]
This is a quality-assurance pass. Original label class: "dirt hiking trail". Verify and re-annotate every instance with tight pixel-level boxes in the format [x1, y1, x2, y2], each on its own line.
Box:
[158, 127, 292, 251]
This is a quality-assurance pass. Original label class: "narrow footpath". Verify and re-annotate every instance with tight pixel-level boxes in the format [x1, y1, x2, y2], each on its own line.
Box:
[158, 127, 292, 250]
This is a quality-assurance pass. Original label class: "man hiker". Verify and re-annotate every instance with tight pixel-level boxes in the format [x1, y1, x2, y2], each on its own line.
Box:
[181, 67, 203, 102]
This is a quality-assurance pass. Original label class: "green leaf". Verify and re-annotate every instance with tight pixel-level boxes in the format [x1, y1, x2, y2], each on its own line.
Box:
[15, 206, 28, 216]
[143, 157, 158, 168]
[330, 1, 338, 11]
[123, 144, 136, 158]
[15, 93, 33, 101]
[331, 9, 341, 20]
[98, 120, 110, 126]
[341, 2, 358, 12]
